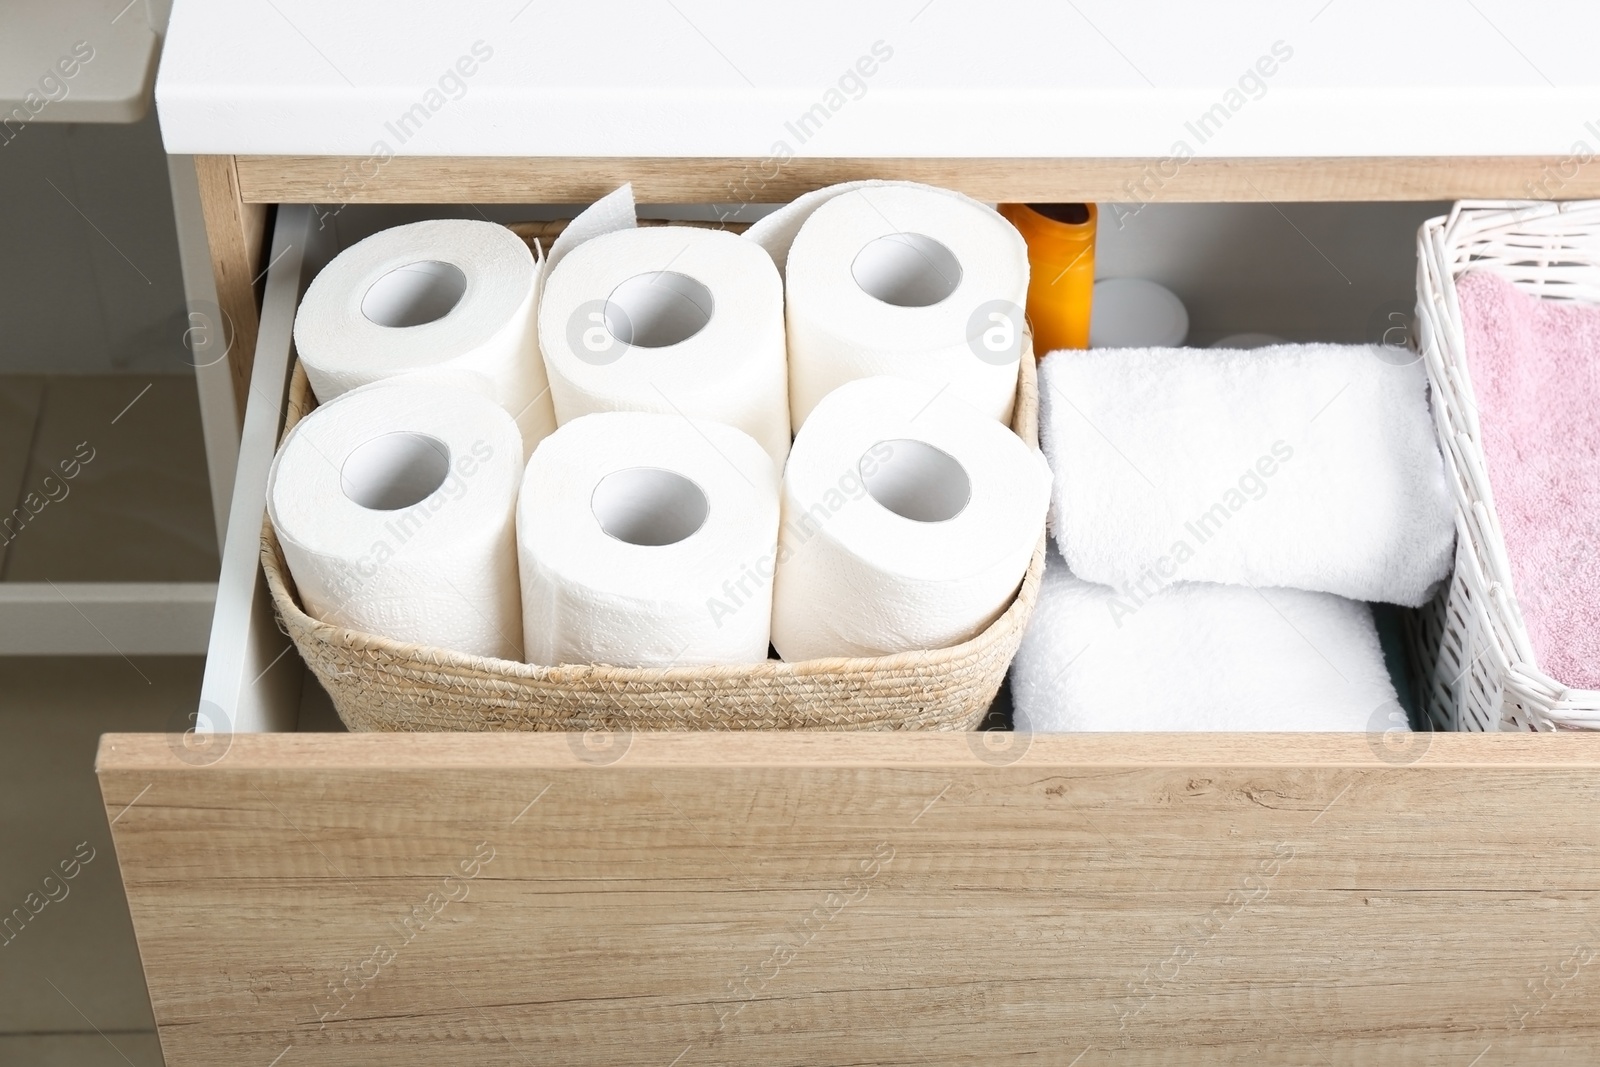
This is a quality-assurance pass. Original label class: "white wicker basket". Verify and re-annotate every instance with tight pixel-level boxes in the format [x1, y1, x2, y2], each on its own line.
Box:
[1413, 199, 1600, 732]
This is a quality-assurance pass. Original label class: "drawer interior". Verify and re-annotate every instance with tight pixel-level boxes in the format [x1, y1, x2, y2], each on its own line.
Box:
[219, 197, 1452, 737]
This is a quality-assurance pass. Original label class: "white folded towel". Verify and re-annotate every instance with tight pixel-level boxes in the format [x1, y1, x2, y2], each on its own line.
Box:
[1011, 546, 1401, 732]
[1039, 343, 1454, 607]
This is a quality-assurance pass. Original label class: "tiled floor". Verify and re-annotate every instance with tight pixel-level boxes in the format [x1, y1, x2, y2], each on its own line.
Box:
[0, 377, 46, 577]
[0, 654, 341, 1067]
[0, 656, 205, 1067]
[3, 369, 217, 1065]
[0, 374, 216, 581]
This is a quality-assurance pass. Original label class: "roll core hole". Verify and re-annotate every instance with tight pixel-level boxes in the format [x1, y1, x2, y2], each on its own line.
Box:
[361, 260, 468, 327]
[861, 439, 970, 522]
[340, 432, 452, 511]
[851, 233, 962, 308]
[592, 467, 709, 546]
[605, 271, 714, 348]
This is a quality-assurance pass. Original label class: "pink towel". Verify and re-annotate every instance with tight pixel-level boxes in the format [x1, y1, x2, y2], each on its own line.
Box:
[1457, 270, 1600, 690]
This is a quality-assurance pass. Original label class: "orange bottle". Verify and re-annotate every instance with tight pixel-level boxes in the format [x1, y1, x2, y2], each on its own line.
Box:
[998, 203, 1097, 355]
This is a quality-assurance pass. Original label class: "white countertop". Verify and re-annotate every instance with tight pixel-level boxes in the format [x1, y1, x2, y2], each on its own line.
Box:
[157, 0, 1600, 158]
[2, 0, 161, 124]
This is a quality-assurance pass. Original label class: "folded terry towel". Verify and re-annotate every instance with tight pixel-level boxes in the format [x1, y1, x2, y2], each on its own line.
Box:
[1011, 545, 1401, 731]
[1458, 270, 1600, 690]
[1039, 343, 1455, 607]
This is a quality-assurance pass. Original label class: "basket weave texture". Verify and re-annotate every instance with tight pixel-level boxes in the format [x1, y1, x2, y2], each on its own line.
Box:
[1411, 199, 1600, 732]
[263, 342, 1044, 732]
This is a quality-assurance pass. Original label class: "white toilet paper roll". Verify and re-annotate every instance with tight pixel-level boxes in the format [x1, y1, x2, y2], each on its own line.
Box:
[542, 182, 636, 278]
[294, 219, 554, 456]
[518, 411, 780, 667]
[771, 376, 1052, 661]
[783, 184, 1029, 429]
[538, 226, 791, 465]
[268, 382, 524, 661]
[744, 178, 922, 279]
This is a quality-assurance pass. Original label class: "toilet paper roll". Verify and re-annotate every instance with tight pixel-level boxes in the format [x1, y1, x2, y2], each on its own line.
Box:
[771, 376, 1052, 661]
[783, 183, 1030, 429]
[744, 178, 920, 279]
[268, 382, 524, 661]
[518, 411, 780, 667]
[538, 226, 791, 465]
[542, 182, 636, 278]
[294, 219, 554, 457]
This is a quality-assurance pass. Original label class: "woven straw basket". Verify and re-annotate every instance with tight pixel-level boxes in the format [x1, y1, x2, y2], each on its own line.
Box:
[263, 332, 1044, 733]
[1410, 199, 1600, 732]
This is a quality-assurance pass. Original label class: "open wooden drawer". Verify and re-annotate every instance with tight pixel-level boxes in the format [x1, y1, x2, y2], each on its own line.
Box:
[99, 171, 1600, 1065]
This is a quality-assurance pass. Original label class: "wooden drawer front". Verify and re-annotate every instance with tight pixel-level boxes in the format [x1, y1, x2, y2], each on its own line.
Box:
[100, 732, 1600, 1065]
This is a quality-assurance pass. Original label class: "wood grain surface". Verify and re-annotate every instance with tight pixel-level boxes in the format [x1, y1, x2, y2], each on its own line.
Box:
[99, 731, 1600, 1065]
[193, 155, 269, 422]
[235, 154, 1600, 205]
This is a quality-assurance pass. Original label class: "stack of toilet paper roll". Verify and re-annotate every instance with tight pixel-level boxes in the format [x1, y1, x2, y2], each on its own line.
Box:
[271, 181, 1050, 670]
